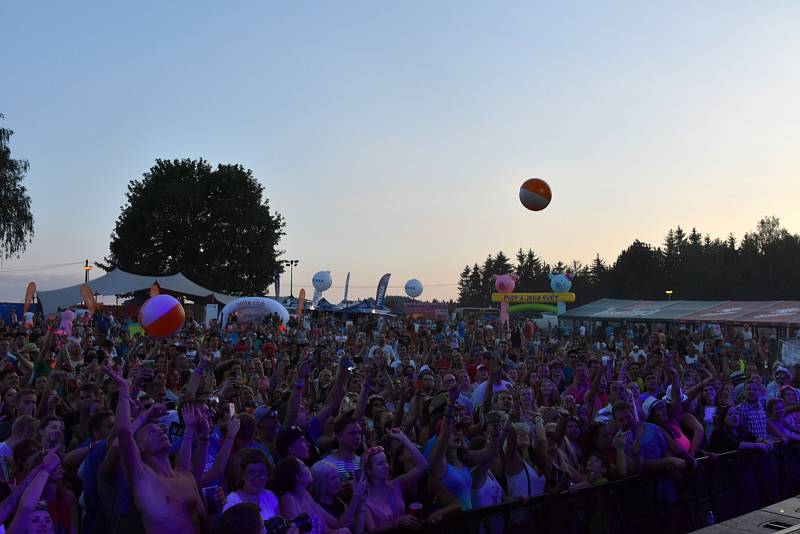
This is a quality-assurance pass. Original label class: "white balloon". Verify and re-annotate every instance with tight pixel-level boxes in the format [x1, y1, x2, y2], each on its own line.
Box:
[405, 279, 423, 298]
[312, 271, 333, 292]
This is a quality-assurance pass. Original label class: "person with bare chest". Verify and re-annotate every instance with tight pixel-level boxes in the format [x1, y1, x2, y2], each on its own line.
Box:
[103, 365, 209, 534]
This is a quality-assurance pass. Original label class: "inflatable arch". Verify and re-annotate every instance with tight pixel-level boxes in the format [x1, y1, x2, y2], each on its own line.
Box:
[220, 297, 289, 328]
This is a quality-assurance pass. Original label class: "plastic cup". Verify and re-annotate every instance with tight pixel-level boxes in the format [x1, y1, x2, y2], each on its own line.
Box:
[409, 502, 423, 520]
[202, 486, 221, 515]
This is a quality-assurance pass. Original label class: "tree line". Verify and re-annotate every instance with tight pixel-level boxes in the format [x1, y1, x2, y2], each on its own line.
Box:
[457, 216, 800, 307]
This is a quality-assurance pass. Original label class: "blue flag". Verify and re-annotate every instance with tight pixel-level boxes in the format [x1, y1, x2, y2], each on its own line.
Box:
[375, 273, 391, 310]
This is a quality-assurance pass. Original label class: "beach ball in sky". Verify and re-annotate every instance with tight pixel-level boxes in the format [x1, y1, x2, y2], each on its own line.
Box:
[519, 178, 552, 211]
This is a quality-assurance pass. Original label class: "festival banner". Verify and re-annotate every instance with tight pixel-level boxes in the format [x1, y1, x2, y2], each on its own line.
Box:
[80, 284, 97, 314]
[375, 273, 391, 310]
[404, 302, 449, 319]
[23, 282, 36, 313]
[297, 288, 306, 322]
[491, 292, 576, 304]
[343, 272, 351, 303]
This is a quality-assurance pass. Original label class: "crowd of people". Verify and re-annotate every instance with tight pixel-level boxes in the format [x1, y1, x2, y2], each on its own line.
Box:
[0, 305, 795, 534]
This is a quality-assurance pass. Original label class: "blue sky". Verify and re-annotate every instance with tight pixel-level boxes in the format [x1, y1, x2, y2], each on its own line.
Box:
[2, 1, 800, 302]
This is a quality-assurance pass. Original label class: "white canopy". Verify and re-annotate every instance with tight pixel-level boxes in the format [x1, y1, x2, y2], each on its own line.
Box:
[37, 268, 235, 315]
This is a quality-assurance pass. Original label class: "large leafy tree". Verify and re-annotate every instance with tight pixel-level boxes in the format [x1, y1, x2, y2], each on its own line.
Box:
[103, 158, 285, 295]
[0, 114, 34, 259]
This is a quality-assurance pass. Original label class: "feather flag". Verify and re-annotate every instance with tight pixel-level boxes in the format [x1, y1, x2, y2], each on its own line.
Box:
[80, 284, 97, 314]
[297, 288, 306, 322]
[23, 282, 36, 313]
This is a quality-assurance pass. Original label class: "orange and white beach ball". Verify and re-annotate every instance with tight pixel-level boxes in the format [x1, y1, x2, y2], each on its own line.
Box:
[519, 178, 552, 211]
[139, 294, 185, 337]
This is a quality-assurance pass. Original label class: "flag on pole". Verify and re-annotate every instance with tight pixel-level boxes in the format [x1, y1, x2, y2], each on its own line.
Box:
[23, 282, 36, 313]
[343, 272, 351, 303]
[297, 288, 306, 322]
[80, 284, 97, 314]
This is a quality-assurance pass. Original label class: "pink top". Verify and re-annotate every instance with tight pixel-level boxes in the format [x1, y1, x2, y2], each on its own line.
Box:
[665, 421, 691, 452]
[365, 481, 406, 531]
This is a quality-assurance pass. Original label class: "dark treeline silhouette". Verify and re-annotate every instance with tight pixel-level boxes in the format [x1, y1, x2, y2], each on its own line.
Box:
[457, 216, 800, 307]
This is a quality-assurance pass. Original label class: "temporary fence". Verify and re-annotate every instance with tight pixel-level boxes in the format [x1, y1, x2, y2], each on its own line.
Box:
[389, 444, 800, 534]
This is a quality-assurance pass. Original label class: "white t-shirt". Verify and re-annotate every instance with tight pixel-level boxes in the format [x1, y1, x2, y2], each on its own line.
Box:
[368, 344, 397, 362]
[472, 379, 512, 409]
[223, 490, 280, 522]
[629, 350, 646, 362]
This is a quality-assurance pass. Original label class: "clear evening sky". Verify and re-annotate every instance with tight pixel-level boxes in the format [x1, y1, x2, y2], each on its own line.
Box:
[2, 2, 799, 303]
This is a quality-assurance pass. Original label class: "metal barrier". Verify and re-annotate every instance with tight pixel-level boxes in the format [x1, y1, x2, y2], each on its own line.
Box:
[391, 444, 800, 534]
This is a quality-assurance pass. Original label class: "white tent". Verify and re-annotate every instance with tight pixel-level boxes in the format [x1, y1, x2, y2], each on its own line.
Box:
[37, 268, 235, 315]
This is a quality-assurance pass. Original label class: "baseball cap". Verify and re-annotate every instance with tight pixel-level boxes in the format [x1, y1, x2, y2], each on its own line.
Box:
[253, 405, 278, 423]
[275, 426, 306, 456]
[729, 371, 746, 382]
[775, 366, 791, 377]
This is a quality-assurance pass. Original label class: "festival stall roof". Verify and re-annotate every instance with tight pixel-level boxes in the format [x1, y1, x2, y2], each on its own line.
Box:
[37, 268, 235, 315]
[675, 301, 775, 323]
[560, 299, 723, 322]
[730, 302, 800, 325]
[563, 299, 800, 326]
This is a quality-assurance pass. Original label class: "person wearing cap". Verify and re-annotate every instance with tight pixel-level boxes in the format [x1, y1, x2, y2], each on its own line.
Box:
[615, 401, 685, 475]
[275, 425, 311, 462]
[471, 357, 511, 410]
[766, 365, 794, 400]
[548, 358, 567, 393]
[253, 405, 279, 464]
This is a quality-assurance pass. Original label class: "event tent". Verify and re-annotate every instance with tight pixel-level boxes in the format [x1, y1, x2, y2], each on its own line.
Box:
[310, 298, 338, 312]
[561, 299, 800, 326]
[37, 268, 235, 315]
[340, 299, 394, 316]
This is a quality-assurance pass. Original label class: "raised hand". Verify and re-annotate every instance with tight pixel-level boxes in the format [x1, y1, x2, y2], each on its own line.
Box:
[226, 415, 242, 440]
[41, 448, 61, 474]
[298, 357, 313, 379]
[388, 427, 409, 443]
[181, 404, 200, 430]
[102, 364, 128, 390]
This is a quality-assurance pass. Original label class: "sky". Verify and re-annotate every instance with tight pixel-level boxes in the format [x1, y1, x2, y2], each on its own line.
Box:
[2, 1, 800, 303]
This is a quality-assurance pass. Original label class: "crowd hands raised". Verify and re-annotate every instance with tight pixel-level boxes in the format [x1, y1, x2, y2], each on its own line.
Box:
[0, 309, 795, 533]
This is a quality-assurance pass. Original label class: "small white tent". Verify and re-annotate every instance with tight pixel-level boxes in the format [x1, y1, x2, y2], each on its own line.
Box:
[37, 268, 235, 314]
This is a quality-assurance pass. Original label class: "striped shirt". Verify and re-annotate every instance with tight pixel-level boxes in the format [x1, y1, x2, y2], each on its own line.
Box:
[324, 454, 361, 482]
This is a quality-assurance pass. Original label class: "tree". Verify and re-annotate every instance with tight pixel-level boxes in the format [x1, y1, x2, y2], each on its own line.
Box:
[103, 158, 285, 295]
[0, 114, 34, 259]
[457, 265, 472, 304]
[457, 216, 800, 302]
